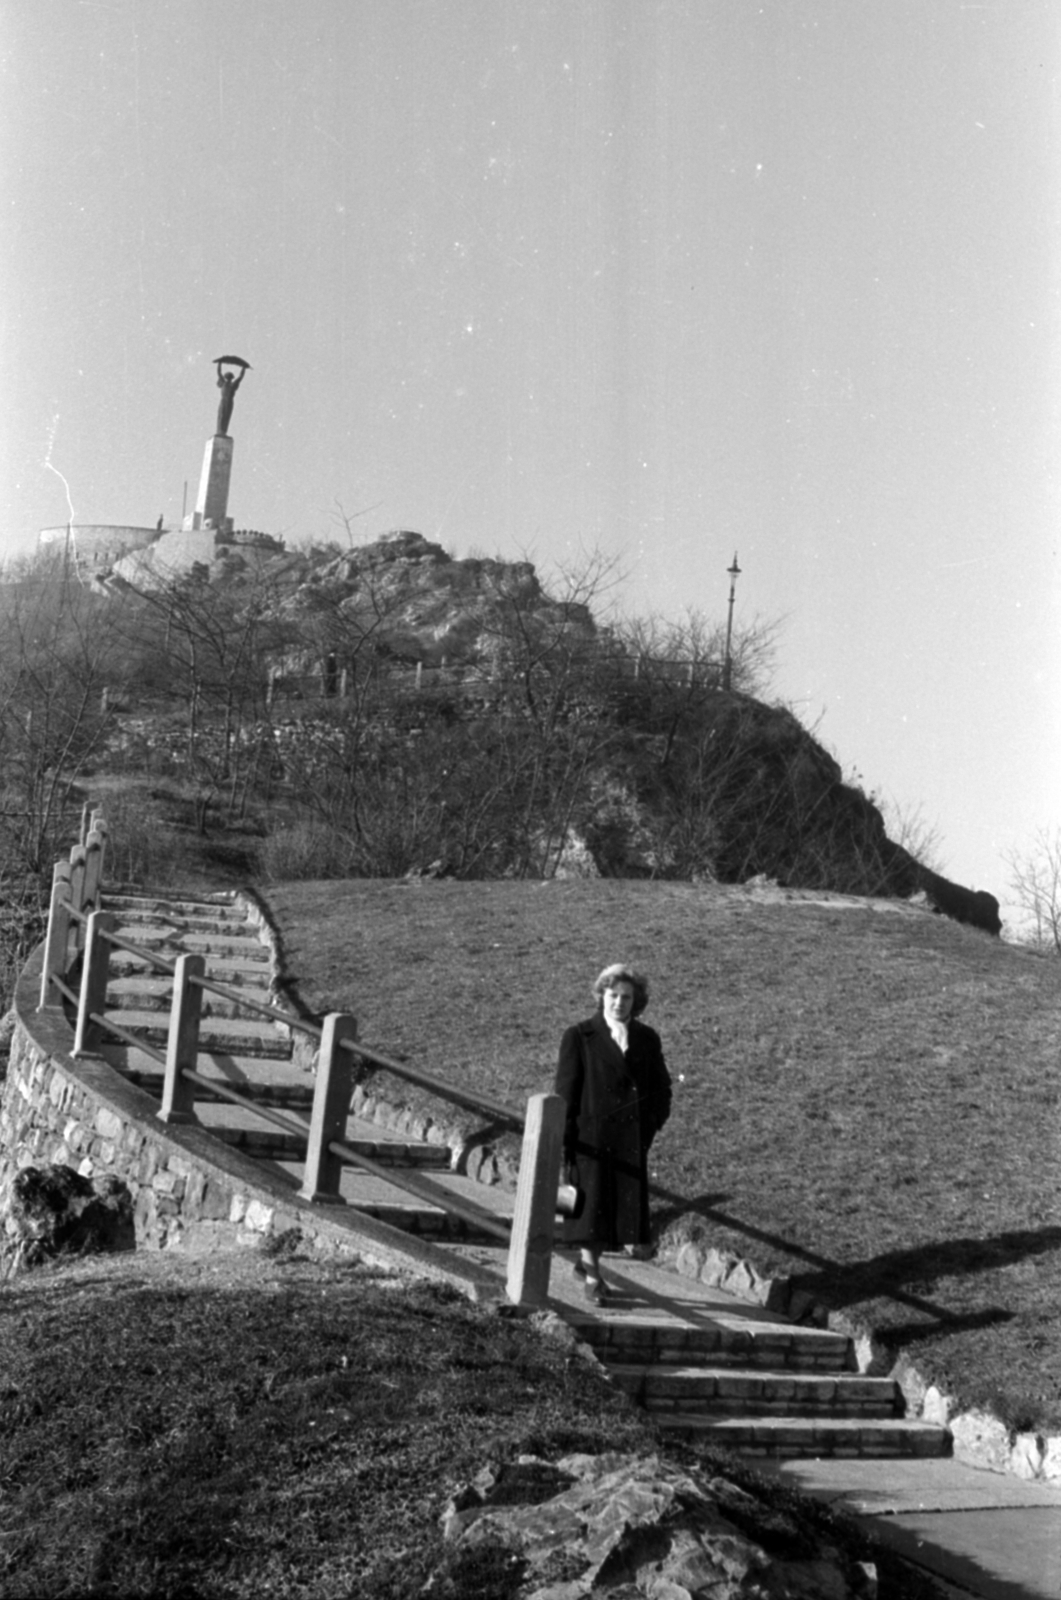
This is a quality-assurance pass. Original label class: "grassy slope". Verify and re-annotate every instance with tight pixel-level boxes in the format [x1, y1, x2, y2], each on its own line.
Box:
[266, 877, 1061, 1432]
[0, 1252, 944, 1600]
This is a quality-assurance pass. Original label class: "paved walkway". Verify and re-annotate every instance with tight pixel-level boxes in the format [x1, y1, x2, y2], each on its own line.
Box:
[765, 1457, 1061, 1599]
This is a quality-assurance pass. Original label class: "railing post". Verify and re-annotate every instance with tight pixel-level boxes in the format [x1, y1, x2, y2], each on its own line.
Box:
[82, 831, 104, 913]
[68, 845, 87, 930]
[298, 1013, 358, 1203]
[38, 866, 73, 1010]
[73, 909, 117, 1057]
[506, 1092, 565, 1308]
[159, 953, 205, 1124]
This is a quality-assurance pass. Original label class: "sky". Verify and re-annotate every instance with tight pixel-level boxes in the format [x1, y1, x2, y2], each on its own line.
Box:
[3, 0, 1059, 923]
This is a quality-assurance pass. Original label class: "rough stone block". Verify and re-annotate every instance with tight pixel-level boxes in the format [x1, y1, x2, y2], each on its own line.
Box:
[0, 1164, 134, 1265]
[951, 1409, 1011, 1473]
[700, 1248, 736, 1287]
[1009, 1433, 1044, 1480]
[922, 1386, 953, 1426]
[95, 1108, 123, 1141]
[199, 1181, 233, 1222]
[675, 1241, 705, 1280]
[723, 1259, 759, 1299]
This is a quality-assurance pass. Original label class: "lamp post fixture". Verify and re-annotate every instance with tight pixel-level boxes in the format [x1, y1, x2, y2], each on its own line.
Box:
[722, 552, 741, 691]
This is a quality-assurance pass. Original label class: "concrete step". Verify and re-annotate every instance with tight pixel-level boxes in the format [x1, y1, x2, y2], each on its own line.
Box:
[105, 909, 252, 936]
[608, 1364, 901, 1419]
[575, 1317, 852, 1373]
[108, 949, 274, 986]
[105, 975, 272, 1019]
[658, 1414, 951, 1460]
[101, 1043, 311, 1100]
[180, 932, 271, 962]
[101, 1008, 292, 1058]
[191, 1102, 452, 1171]
[103, 894, 247, 925]
[273, 1159, 513, 1243]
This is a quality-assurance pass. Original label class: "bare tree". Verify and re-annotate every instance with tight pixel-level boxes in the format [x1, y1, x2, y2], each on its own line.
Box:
[878, 795, 946, 875]
[0, 553, 116, 872]
[1006, 828, 1061, 952]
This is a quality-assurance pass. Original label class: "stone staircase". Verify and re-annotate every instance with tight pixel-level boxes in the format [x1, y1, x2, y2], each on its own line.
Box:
[99, 891, 505, 1242]
[564, 1300, 948, 1460]
[94, 887, 951, 1464]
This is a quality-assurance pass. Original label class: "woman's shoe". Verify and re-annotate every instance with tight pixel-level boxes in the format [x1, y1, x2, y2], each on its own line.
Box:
[583, 1274, 607, 1304]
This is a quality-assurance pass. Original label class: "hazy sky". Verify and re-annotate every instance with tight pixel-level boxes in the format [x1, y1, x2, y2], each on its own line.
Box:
[3, 1, 1059, 919]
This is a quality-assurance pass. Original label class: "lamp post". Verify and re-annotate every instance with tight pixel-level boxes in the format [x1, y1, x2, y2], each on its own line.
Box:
[722, 552, 741, 691]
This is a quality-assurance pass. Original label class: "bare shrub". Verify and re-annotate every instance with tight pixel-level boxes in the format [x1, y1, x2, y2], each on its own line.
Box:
[259, 819, 357, 882]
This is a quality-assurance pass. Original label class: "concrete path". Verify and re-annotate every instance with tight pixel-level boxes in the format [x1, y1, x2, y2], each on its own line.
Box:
[760, 1457, 1061, 1599]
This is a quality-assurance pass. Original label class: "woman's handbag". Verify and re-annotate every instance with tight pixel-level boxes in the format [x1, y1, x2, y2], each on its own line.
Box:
[556, 1159, 584, 1220]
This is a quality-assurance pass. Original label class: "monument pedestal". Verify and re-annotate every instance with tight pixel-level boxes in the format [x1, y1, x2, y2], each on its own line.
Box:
[184, 434, 234, 531]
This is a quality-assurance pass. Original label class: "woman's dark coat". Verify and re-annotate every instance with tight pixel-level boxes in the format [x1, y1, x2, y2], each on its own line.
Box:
[554, 1013, 672, 1248]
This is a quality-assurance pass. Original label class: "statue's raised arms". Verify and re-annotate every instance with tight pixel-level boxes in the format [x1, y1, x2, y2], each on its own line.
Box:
[213, 356, 251, 436]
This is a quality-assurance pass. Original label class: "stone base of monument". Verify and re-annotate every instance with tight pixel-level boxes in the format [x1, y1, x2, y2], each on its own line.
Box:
[184, 433, 234, 533]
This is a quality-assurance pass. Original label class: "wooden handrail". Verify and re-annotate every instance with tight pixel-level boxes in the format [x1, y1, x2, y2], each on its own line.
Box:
[41, 808, 553, 1302]
[71, 910, 523, 1132]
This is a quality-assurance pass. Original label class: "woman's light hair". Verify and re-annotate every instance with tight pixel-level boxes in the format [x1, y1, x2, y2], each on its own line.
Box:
[591, 963, 649, 1017]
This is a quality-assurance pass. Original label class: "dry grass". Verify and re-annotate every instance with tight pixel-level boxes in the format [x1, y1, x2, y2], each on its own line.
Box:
[0, 1250, 946, 1600]
[0, 1250, 652, 1599]
[266, 877, 1061, 1432]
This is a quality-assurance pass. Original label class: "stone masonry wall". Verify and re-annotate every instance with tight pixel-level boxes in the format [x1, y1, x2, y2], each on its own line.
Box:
[0, 945, 502, 1302]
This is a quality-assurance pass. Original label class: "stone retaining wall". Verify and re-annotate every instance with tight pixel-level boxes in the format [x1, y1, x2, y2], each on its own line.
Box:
[0, 944, 502, 1303]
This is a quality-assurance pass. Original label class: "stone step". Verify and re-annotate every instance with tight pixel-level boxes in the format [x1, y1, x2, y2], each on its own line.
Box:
[107, 1060, 316, 1111]
[109, 949, 274, 986]
[274, 1159, 513, 1243]
[104, 975, 273, 1019]
[656, 1414, 951, 1460]
[573, 1317, 852, 1373]
[105, 909, 252, 936]
[101, 1043, 311, 1100]
[192, 1102, 452, 1170]
[104, 926, 272, 967]
[180, 932, 271, 962]
[103, 894, 247, 925]
[608, 1364, 901, 1419]
[101, 1008, 292, 1059]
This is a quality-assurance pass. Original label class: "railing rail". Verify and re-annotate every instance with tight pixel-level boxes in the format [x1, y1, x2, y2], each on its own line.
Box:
[267, 651, 725, 704]
[36, 812, 561, 1304]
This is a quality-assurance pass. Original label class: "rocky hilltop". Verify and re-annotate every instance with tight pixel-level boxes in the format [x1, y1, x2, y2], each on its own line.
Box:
[101, 529, 999, 930]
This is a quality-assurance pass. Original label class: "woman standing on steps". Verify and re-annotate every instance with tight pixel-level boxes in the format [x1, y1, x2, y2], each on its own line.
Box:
[555, 963, 672, 1304]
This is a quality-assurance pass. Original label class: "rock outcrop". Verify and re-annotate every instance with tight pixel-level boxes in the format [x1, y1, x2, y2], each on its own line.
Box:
[433, 1452, 880, 1599]
[0, 1163, 135, 1271]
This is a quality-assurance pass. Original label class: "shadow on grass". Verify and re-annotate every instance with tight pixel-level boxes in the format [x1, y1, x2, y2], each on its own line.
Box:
[652, 1187, 1061, 1340]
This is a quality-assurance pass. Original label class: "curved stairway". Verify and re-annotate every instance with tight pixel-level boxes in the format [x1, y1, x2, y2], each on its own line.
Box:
[94, 886, 950, 1464]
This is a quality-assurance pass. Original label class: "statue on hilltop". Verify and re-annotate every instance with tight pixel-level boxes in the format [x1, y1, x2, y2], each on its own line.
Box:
[213, 356, 251, 436]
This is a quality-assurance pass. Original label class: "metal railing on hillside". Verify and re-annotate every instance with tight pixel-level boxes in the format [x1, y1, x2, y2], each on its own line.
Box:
[36, 812, 562, 1306]
[268, 651, 725, 704]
